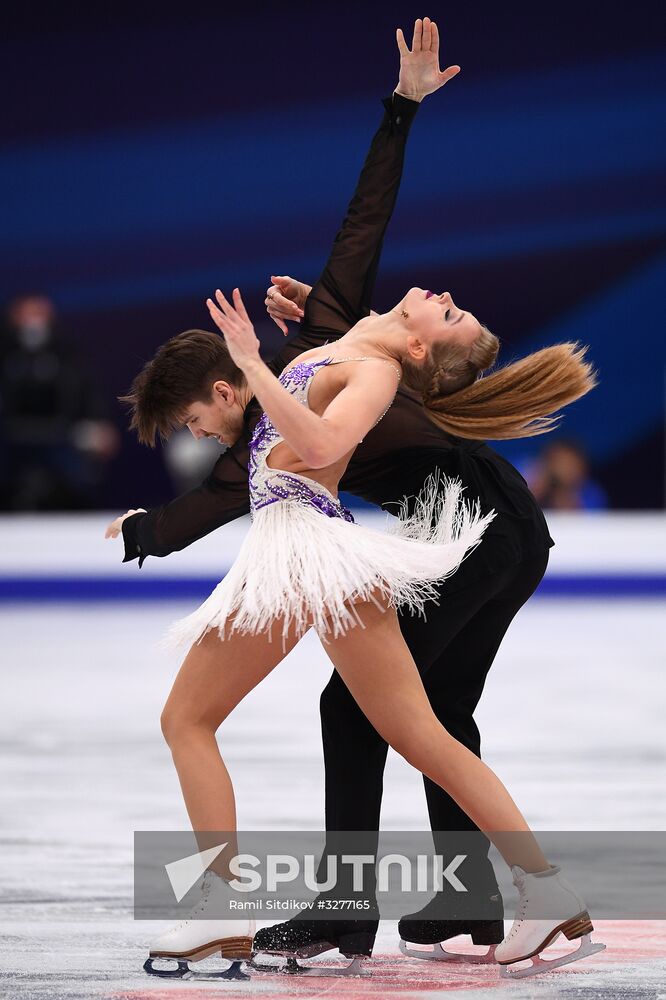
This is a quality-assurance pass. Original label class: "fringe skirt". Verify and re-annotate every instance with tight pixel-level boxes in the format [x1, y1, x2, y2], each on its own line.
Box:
[165, 472, 495, 647]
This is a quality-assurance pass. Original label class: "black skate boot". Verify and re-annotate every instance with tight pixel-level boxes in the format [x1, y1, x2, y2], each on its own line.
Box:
[251, 913, 378, 977]
[399, 889, 504, 964]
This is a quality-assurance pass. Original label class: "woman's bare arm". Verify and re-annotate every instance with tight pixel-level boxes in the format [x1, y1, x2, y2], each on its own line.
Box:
[207, 288, 399, 469]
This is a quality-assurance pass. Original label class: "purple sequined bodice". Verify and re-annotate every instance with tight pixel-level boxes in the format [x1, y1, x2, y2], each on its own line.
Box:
[248, 358, 354, 523]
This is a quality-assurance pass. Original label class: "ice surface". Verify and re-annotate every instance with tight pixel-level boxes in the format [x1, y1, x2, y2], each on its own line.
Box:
[1, 598, 665, 998]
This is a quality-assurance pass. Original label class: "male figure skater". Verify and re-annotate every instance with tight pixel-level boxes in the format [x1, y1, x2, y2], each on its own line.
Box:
[109, 18, 553, 963]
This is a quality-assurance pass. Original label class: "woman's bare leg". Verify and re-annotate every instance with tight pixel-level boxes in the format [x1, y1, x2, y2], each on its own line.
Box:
[321, 599, 548, 873]
[160, 624, 299, 873]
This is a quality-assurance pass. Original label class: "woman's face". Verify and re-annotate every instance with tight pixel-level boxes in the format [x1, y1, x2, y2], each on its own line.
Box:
[398, 287, 482, 360]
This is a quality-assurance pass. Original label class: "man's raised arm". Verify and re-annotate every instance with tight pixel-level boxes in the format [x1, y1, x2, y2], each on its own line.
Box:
[267, 17, 460, 347]
[110, 18, 460, 566]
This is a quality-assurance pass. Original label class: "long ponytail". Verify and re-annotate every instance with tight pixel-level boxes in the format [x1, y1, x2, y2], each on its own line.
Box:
[417, 333, 597, 441]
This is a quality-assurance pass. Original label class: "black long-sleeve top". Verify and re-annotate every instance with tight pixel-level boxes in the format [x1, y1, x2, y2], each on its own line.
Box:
[122, 93, 553, 592]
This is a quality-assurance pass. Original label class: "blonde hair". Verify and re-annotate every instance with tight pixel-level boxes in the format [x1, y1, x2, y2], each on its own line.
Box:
[403, 327, 598, 440]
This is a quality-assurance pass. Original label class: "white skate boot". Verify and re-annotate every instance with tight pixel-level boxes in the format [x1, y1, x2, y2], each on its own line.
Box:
[144, 869, 255, 981]
[495, 864, 605, 979]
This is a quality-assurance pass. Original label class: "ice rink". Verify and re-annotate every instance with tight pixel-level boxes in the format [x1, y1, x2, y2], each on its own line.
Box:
[2, 589, 665, 999]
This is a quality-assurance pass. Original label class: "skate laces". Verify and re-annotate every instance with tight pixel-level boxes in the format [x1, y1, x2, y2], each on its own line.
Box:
[194, 871, 219, 913]
[506, 878, 529, 941]
[172, 874, 215, 930]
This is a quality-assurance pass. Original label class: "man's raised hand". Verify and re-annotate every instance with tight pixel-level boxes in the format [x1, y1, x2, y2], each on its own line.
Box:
[395, 16, 460, 101]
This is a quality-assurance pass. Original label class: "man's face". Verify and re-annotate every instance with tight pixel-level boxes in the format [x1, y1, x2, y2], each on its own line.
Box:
[397, 287, 482, 362]
[182, 381, 247, 447]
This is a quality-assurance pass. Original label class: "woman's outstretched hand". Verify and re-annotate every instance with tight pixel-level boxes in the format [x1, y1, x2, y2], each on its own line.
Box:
[206, 288, 261, 371]
[395, 16, 460, 101]
[265, 275, 310, 335]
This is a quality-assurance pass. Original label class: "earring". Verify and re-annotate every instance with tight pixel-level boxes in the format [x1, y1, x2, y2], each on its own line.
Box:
[401, 309, 409, 319]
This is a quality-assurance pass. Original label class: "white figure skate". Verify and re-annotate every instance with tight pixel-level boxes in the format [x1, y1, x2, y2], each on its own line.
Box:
[144, 869, 255, 981]
[495, 865, 605, 979]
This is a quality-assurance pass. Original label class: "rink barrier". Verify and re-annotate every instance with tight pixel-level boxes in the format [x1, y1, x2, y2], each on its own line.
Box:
[0, 574, 665, 601]
[0, 512, 664, 601]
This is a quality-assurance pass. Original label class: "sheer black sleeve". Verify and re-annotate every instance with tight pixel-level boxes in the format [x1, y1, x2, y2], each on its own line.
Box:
[297, 92, 420, 346]
[121, 402, 261, 567]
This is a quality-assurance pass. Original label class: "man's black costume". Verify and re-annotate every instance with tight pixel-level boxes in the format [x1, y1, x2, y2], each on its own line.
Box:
[122, 93, 553, 952]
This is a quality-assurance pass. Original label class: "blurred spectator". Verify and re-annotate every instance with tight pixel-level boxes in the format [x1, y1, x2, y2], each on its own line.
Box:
[163, 427, 223, 493]
[0, 294, 120, 510]
[525, 438, 608, 511]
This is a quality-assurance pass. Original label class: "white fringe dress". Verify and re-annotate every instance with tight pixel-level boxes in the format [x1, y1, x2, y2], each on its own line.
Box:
[167, 356, 496, 646]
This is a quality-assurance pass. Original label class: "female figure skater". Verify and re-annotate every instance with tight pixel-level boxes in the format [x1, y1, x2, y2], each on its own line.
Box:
[125, 17, 602, 982]
[147, 279, 598, 979]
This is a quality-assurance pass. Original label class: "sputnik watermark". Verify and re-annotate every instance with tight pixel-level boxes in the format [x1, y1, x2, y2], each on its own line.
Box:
[164, 842, 468, 899]
[135, 830, 666, 920]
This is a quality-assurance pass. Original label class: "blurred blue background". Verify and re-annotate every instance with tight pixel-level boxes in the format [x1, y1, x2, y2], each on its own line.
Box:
[1, 1, 665, 511]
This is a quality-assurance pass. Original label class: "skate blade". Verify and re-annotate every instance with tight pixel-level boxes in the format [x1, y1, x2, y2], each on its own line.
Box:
[250, 955, 370, 977]
[500, 935, 606, 980]
[400, 939, 497, 964]
[143, 957, 249, 981]
[253, 940, 335, 962]
[249, 940, 333, 972]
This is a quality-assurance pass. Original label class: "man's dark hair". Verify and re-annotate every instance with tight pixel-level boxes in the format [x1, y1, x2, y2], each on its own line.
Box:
[119, 330, 245, 446]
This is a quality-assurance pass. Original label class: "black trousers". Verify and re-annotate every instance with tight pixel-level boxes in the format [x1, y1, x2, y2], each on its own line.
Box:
[319, 551, 549, 893]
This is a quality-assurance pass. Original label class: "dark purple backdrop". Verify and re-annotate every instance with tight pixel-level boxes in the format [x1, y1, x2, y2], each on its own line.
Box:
[2, 1, 665, 509]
